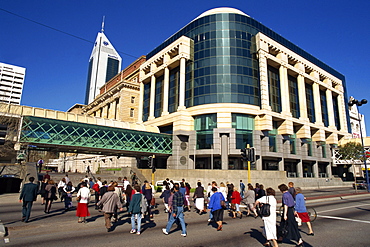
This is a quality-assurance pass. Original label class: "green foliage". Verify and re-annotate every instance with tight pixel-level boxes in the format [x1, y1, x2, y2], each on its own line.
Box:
[338, 142, 363, 160]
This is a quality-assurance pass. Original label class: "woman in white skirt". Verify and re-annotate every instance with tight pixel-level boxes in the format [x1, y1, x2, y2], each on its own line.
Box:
[255, 187, 278, 247]
[193, 182, 205, 214]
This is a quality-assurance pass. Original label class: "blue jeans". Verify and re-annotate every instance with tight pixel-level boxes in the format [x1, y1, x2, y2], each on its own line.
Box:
[209, 210, 213, 220]
[131, 213, 142, 232]
[166, 206, 186, 234]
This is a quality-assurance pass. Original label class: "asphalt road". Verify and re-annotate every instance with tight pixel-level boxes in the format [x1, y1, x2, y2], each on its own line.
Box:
[1, 190, 370, 247]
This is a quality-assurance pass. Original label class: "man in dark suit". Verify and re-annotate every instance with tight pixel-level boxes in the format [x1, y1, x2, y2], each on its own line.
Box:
[19, 177, 39, 223]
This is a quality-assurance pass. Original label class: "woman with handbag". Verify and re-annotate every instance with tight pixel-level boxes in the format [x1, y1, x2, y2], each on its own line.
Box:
[63, 181, 75, 211]
[295, 187, 314, 236]
[142, 181, 153, 218]
[255, 188, 278, 247]
[44, 180, 57, 213]
[97, 186, 123, 232]
[278, 184, 304, 246]
[76, 182, 90, 223]
[208, 187, 225, 231]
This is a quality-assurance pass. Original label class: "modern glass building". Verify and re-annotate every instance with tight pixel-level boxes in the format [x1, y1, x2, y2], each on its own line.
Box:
[137, 7, 351, 178]
[85, 30, 121, 105]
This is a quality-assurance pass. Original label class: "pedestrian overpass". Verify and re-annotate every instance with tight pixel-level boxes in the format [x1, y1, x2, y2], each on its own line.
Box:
[0, 103, 172, 157]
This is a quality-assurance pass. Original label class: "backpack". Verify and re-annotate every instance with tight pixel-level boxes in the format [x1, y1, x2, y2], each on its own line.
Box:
[92, 183, 100, 192]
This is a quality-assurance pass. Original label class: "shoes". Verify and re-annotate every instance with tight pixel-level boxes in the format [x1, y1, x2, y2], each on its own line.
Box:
[21, 217, 25, 222]
[181, 233, 187, 237]
[208, 219, 211, 222]
[232, 216, 236, 219]
[217, 225, 222, 231]
[296, 239, 304, 246]
[162, 228, 169, 235]
[307, 232, 314, 236]
[136, 231, 141, 235]
[24, 220, 29, 223]
[150, 215, 153, 218]
[263, 242, 271, 247]
[240, 214, 243, 219]
[78, 220, 82, 223]
[107, 228, 112, 232]
[130, 229, 136, 234]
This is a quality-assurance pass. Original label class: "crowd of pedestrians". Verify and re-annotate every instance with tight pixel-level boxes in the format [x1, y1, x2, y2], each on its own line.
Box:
[19, 173, 314, 246]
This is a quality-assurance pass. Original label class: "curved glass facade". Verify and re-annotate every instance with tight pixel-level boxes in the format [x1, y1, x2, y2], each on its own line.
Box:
[145, 9, 350, 132]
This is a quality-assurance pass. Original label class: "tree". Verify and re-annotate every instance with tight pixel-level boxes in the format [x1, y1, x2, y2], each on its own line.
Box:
[338, 142, 363, 161]
[338, 142, 364, 192]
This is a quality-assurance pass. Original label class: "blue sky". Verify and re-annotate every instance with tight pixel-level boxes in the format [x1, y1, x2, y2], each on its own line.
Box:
[1, 1, 369, 134]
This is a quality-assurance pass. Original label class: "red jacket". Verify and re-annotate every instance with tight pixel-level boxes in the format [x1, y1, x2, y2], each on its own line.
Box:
[231, 191, 242, 204]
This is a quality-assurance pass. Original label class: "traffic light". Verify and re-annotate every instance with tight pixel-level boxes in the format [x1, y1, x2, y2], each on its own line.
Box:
[241, 147, 256, 162]
[241, 148, 247, 161]
[148, 156, 153, 168]
[0, 124, 7, 145]
[248, 147, 256, 162]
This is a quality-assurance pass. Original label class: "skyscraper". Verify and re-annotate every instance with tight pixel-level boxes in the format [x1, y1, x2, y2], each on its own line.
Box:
[0, 62, 26, 105]
[85, 24, 121, 105]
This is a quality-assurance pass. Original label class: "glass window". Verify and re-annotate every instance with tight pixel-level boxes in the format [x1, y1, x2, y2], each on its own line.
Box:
[154, 76, 164, 118]
[267, 121, 278, 152]
[143, 83, 150, 121]
[232, 114, 254, 148]
[289, 134, 296, 154]
[268, 66, 281, 113]
[194, 114, 217, 149]
[320, 90, 329, 127]
[169, 67, 180, 113]
[305, 84, 315, 123]
[332, 95, 341, 130]
[288, 75, 300, 118]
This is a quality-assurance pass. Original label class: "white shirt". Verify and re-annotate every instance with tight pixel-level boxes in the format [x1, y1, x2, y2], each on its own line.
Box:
[58, 180, 66, 188]
[77, 187, 90, 203]
[123, 180, 130, 190]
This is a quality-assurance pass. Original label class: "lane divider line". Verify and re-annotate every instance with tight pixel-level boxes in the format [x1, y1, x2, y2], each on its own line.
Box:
[319, 215, 370, 224]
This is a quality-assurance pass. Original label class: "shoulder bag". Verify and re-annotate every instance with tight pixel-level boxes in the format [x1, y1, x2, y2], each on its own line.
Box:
[260, 196, 271, 217]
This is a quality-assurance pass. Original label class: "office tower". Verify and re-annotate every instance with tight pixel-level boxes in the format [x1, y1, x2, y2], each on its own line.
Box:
[0, 62, 26, 105]
[85, 25, 121, 105]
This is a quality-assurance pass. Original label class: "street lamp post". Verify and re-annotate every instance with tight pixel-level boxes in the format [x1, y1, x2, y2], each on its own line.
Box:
[348, 98, 370, 192]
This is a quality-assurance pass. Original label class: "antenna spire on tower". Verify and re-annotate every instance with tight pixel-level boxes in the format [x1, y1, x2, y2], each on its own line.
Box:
[101, 16, 105, 32]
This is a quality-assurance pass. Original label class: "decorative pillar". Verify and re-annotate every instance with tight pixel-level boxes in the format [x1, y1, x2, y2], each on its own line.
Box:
[109, 100, 116, 119]
[337, 94, 348, 132]
[312, 161, 319, 178]
[277, 52, 290, 115]
[138, 82, 144, 123]
[297, 74, 308, 120]
[325, 88, 336, 128]
[258, 51, 271, 110]
[162, 66, 169, 116]
[296, 160, 303, 178]
[312, 82, 323, 124]
[326, 163, 332, 177]
[221, 134, 229, 170]
[149, 75, 156, 120]
[178, 57, 186, 111]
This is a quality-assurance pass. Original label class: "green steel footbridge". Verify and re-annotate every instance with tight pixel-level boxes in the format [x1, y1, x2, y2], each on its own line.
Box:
[19, 116, 172, 157]
[1, 103, 172, 157]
